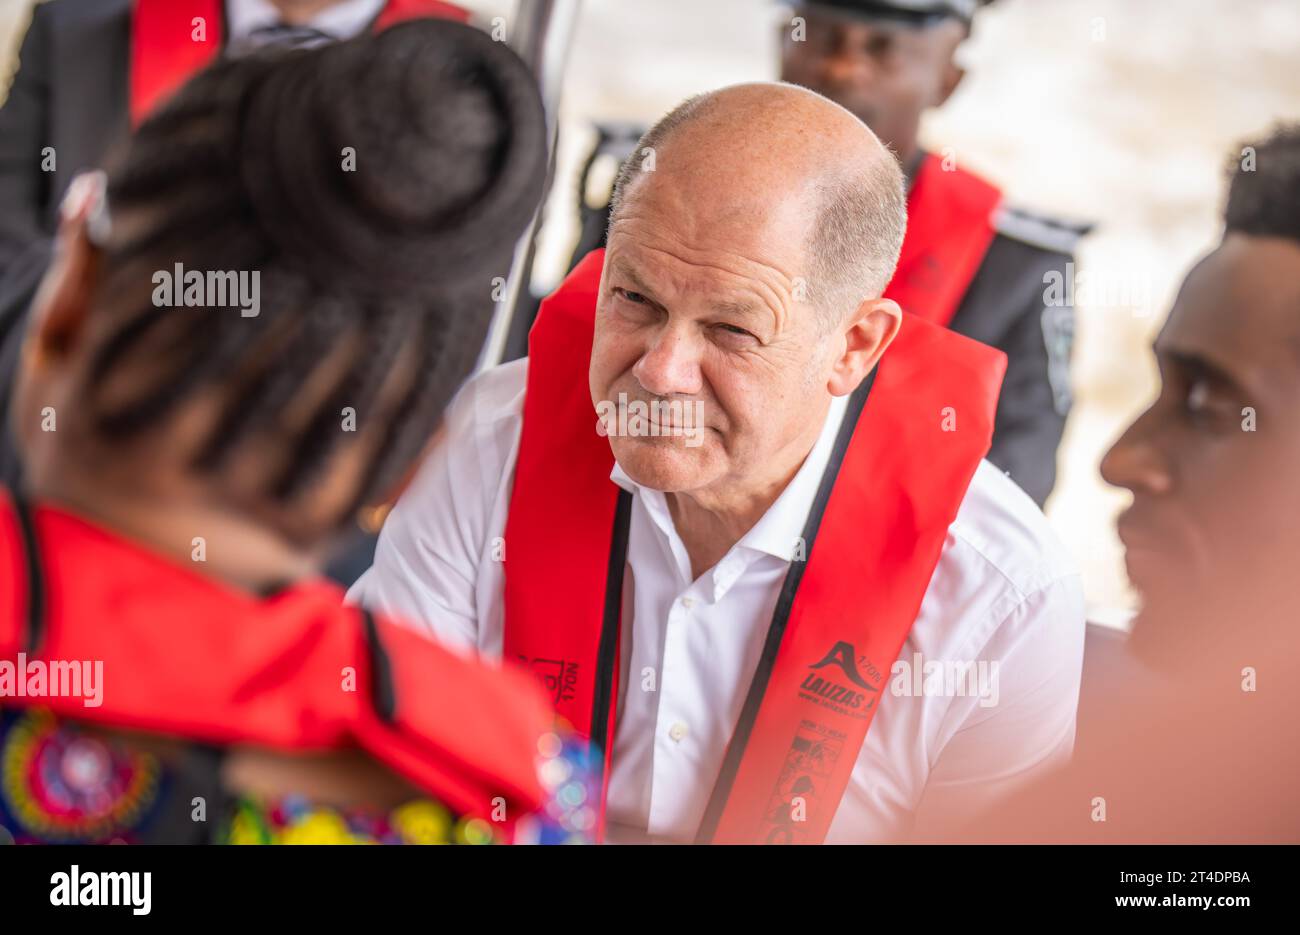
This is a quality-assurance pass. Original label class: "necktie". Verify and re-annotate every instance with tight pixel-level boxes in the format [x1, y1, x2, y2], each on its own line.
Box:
[236, 22, 336, 55]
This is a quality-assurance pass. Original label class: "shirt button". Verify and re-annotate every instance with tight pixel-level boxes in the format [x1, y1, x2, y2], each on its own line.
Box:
[668, 722, 689, 742]
[681, 596, 695, 609]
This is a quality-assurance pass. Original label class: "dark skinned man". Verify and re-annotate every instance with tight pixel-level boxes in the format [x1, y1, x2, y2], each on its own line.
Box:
[927, 124, 1300, 843]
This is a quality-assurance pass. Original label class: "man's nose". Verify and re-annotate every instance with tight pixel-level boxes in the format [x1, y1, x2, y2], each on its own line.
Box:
[818, 45, 874, 87]
[1101, 415, 1174, 496]
[632, 324, 703, 398]
[813, 29, 879, 86]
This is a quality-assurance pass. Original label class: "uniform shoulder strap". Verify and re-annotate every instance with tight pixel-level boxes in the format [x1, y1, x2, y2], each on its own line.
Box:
[993, 203, 1093, 255]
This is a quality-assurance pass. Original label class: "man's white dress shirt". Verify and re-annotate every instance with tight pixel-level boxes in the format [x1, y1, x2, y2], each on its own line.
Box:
[348, 358, 1086, 843]
[225, 0, 385, 47]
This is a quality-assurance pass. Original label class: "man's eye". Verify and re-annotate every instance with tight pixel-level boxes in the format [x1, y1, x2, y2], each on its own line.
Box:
[864, 33, 895, 58]
[715, 323, 755, 340]
[1183, 378, 1237, 427]
[616, 288, 647, 304]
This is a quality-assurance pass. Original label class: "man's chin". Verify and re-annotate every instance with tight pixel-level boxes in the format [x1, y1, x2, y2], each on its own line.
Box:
[1126, 572, 1247, 673]
[611, 438, 716, 493]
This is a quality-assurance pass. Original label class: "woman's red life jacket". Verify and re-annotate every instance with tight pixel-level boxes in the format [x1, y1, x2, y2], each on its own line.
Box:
[0, 490, 551, 838]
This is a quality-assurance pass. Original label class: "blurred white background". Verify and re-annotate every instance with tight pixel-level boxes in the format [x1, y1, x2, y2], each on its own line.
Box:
[3, 0, 1298, 620]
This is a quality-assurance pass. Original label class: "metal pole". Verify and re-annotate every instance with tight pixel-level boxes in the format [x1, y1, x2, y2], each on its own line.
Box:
[476, 0, 582, 371]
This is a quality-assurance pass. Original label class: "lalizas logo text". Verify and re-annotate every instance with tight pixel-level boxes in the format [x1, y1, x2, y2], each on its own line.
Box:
[524, 657, 579, 705]
[799, 641, 881, 719]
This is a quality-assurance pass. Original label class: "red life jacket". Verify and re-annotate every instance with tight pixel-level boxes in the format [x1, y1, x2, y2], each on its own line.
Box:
[0, 490, 551, 839]
[885, 153, 1003, 328]
[502, 248, 1007, 844]
[129, 0, 471, 125]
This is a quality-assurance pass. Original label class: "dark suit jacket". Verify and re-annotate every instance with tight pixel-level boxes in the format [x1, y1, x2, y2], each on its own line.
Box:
[0, 0, 133, 277]
[0, 0, 130, 483]
[0, 0, 133, 493]
[0, 241, 43, 492]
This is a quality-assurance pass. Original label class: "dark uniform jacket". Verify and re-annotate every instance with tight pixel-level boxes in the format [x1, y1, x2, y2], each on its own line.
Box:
[0, 0, 137, 494]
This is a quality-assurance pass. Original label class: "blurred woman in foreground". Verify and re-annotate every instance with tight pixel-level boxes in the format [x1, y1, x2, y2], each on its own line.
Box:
[0, 20, 593, 845]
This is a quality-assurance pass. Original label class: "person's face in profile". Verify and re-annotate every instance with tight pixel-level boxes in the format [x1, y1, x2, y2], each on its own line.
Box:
[1101, 232, 1300, 663]
[779, 8, 965, 163]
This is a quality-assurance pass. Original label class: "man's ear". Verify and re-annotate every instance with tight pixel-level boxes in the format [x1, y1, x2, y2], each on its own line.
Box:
[28, 172, 105, 363]
[827, 296, 901, 396]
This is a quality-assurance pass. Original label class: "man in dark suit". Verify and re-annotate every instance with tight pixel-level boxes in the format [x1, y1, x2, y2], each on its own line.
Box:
[0, 0, 469, 278]
[0, 0, 468, 579]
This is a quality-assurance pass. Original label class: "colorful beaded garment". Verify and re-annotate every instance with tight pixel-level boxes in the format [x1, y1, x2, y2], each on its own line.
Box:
[0, 710, 595, 845]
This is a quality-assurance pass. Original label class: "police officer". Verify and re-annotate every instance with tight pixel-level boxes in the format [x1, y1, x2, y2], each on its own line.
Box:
[563, 0, 1086, 505]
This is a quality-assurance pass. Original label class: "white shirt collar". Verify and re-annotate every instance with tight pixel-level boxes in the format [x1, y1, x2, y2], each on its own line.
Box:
[225, 0, 386, 44]
[610, 392, 851, 567]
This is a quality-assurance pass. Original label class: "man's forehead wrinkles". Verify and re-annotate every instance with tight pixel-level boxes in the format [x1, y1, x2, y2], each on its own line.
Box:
[613, 188, 809, 269]
[613, 224, 797, 290]
[627, 242, 793, 324]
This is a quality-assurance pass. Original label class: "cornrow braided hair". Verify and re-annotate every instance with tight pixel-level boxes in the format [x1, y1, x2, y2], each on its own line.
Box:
[82, 20, 547, 539]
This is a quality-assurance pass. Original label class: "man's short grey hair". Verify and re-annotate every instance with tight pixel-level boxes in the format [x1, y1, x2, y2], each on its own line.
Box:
[609, 93, 713, 222]
[608, 91, 908, 329]
[806, 160, 907, 325]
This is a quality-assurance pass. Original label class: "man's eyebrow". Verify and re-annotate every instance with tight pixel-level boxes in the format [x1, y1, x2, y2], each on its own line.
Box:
[1159, 347, 1250, 394]
[608, 259, 655, 296]
[710, 298, 761, 318]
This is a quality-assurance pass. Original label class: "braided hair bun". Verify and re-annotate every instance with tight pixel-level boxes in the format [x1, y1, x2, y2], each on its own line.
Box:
[89, 19, 548, 530]
[238, 20, 548, 294]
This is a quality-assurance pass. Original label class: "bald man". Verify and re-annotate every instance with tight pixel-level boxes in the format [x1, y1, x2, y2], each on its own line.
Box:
[351, 83, 1085, 845]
